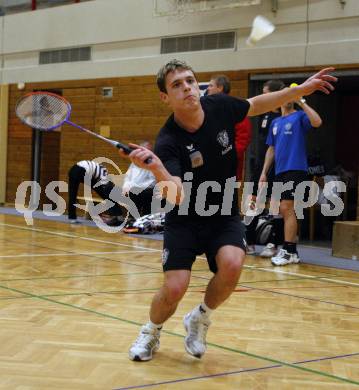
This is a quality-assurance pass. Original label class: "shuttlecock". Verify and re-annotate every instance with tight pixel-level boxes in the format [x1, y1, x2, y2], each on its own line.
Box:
[246, 15, 275, 46]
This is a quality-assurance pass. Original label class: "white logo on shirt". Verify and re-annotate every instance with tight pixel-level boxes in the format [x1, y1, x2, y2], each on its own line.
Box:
[217, 130, 232, 155]
[217, 130, 229, 148]
[186, 144, 195, 152]
[284, 122, 293, 135]
[273, 125, 278, 136]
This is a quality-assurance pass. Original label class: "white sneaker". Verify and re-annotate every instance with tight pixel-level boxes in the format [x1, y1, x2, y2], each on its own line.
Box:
[246, 245, 256, 255]
[260, 243, 278, 258]
[183, 310, 211, 358]
[271, 249, 300, 266]
[128, 324, 160, 361]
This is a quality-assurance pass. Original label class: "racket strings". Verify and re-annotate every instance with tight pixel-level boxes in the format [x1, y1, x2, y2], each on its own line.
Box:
[16, 93, 69, 130]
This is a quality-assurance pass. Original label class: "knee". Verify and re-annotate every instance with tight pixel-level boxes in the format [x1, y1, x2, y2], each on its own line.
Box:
[218, 257, 243, 284]
[163, 281, 187, 304]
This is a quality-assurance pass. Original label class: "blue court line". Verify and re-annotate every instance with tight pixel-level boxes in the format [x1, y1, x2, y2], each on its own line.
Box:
[294, 352, 359, 364]
[114, 352, 359, 389]
[115, 364, 282, 389]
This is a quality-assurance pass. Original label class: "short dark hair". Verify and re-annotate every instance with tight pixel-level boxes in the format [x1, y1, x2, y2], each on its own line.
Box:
[263, 79, 285, 92]
[156, 59, 196, 93]
[211, 74, 231, 94]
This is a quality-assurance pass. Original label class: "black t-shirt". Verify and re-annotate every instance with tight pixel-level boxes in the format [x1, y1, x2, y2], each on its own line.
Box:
[154, 94, 250, 221]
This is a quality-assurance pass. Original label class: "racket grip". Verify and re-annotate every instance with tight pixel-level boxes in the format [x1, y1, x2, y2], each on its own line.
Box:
[116, 142, 133, 154]
[116, 142, 152, 164]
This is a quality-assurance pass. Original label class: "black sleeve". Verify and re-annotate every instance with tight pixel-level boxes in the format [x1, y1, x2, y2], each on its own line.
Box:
[222, 94, 250, 124]
[204, 94, 250, 124]
[154, 131, 182, 178]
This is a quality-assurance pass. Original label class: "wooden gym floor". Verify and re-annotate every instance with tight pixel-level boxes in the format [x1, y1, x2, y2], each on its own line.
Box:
[0, 213, 358, 389]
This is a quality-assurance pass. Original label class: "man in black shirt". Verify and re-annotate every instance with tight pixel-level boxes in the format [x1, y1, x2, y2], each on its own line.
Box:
[121, 60, 336, 362]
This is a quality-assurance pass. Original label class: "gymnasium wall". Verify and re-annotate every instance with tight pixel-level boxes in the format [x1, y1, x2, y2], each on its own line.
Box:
[2, 0, 359, 219]
[6, 70, 249, 204]
[0, 0, 359, 83]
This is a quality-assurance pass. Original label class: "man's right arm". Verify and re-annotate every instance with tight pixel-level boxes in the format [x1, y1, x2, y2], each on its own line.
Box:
[119, 144, 184, 205]
[152, 165, 184, 205]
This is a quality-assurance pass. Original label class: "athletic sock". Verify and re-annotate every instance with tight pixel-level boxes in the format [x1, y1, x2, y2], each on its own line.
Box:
[197, 302, 213, 318]
[283, 241, 297, 254]
[148, 320, 163, 331]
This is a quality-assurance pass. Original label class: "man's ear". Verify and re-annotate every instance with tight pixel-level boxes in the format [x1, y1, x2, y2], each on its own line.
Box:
[159, 91, 169, 104]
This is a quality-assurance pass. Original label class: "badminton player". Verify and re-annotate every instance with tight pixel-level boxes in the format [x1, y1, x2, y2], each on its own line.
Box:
[120, 60, 336, 361]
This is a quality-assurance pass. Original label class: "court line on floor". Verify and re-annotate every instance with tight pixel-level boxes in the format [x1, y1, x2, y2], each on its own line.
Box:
[262, 284, 349, 290]
[1, 222, 358, 289]
[189, 273, 359, 310]
[0, 250, 157, 259]
[116, 363, 282, 389]
[0, 282, 356, 387]
[2, 222, 359, 310]
[2, 258, 359, 309]
[0, 233, 164, 274]
[0, 270, 162, 283]
[1, 255, 357, 311]
[0, 284, 210, 301]
[0, 278, 317, 301]
[244, 264, 359, 288]
[0, 222, 163, 252]
[239, 284, 359, 310]
[191, 272, 359, 310]
[115, 352, 359, 389]
[1, 221, 358, 385]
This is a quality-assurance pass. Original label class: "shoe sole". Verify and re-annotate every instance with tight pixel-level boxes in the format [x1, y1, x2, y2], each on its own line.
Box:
[271, 260, 300, 266]
[260, 252, 277, 258]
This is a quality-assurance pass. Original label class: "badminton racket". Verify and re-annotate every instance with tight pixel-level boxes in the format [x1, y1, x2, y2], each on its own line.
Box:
[15, 91, 151, 163]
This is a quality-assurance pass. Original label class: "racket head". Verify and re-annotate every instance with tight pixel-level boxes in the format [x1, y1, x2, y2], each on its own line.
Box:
[15, 91, 71, 131]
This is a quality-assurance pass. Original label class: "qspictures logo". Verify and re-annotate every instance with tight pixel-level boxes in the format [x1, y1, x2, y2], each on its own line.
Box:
[14, 157, 347, 232]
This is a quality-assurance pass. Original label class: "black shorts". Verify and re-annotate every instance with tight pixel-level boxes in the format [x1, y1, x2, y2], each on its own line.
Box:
[273, 170, 310, 201]
[162, 215, 246, 274]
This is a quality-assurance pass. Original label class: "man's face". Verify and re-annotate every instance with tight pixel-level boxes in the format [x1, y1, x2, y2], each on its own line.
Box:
[206, 79, 223, 96]
[160, 69, 201, 111]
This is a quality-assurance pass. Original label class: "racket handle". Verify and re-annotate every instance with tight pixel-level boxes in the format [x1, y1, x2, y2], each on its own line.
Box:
[116, 142, 152, 164]
[115, 142, 133, 154]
